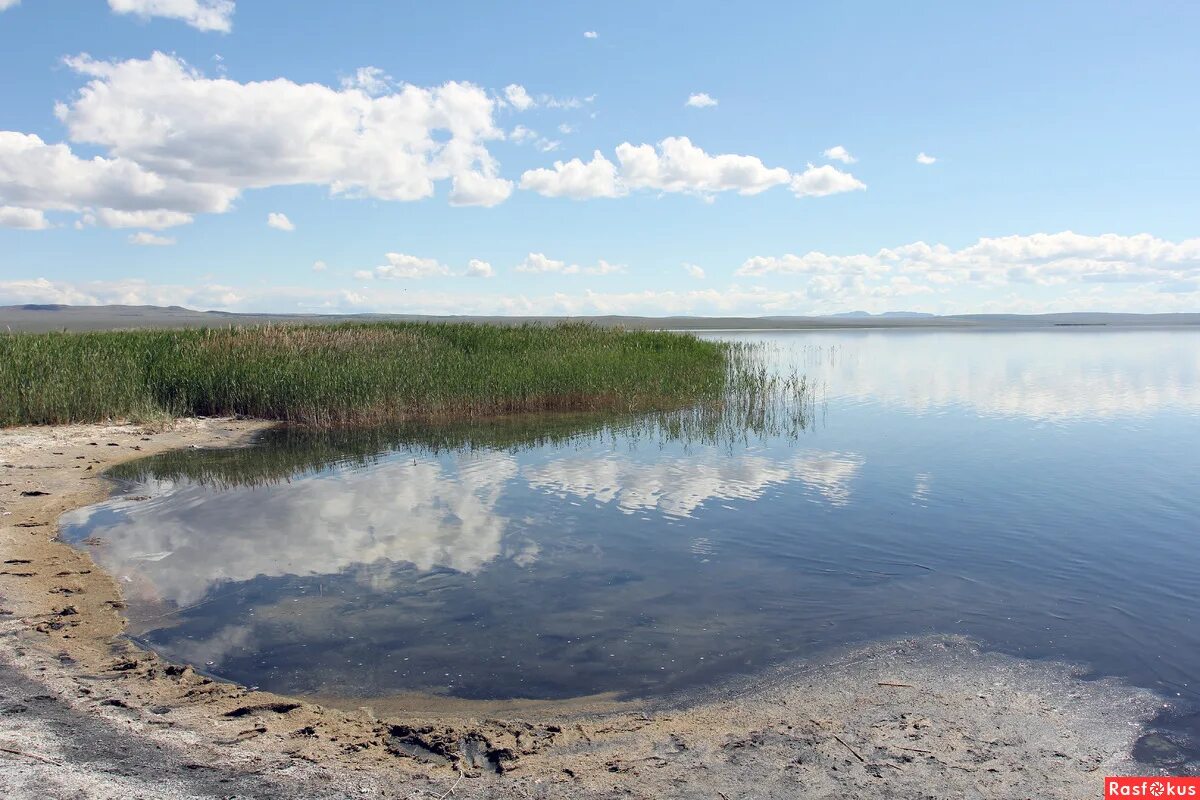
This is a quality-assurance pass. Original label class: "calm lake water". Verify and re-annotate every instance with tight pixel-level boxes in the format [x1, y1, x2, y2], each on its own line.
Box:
[62, 331, 1200, 717]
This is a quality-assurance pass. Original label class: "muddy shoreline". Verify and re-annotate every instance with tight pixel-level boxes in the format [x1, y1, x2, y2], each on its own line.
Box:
[0, 420, 1170, 798]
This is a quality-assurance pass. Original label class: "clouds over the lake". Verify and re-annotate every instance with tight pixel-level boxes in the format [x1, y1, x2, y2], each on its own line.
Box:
[520, 136, 863, 201]
[0, 52, 513, 232]
[0, 52, 868, 237]
[1, 1, 1194, 320]
[737, 231, 1200, 289]
[5, 231, 1200, 315]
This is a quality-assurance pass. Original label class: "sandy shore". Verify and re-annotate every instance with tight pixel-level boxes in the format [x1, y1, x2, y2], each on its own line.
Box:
[0, 420, 1167, 798]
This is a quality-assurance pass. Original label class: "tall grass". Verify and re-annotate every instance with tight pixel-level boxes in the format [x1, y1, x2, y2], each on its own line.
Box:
[108, 377, 817, 492]
[0, 323, 731, 428]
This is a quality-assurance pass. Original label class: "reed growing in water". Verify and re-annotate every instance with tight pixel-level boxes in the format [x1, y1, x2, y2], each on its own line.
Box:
[1, 322, 735, 427]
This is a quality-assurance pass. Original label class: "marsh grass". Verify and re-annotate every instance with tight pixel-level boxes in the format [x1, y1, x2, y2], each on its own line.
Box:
[108, 345, 817, 490]
[0, 322, 731, 428]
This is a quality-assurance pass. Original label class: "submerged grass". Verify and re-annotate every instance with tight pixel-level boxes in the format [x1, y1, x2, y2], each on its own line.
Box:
[0, 322, 733, 428]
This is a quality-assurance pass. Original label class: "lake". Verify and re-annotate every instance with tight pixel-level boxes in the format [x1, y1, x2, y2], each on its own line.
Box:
[61, 330, 1199, 721]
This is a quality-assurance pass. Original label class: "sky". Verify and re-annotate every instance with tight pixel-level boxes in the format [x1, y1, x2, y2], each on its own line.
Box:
[1, 0, 1198, 316]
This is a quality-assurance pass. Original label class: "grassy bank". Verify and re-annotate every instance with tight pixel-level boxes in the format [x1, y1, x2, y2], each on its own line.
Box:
[0, 322, 730, 427]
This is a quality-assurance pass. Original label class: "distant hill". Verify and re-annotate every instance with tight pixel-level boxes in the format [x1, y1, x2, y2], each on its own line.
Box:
[833, 310, 936, 319]
[1, 304, 1198, 333]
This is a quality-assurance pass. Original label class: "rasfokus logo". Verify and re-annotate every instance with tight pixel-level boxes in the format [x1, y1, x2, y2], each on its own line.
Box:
[1106, 778, 1200, 798]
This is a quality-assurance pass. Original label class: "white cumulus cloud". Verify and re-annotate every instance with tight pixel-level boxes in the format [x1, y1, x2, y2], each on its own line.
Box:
[0, 205, 49, 229]
[583, 30, 598, 39]
[39, 51, 512, 218]
[266, 212, 294, 231]
[823, 145, 856, 164]
[789, 164, 867, 198]
[618, 137, 789, 195]
[917, 152, 937, 165]
[521, 137, 794, 200]
[466, 259, 494, 278]
[0, 131, 237, 215]
[0, 0, 22, 10]
[503, 84, 535, 111]
[107, 0, 235, 32]
[463, 261, 492, 280]
[515, 252, 624, 275]
[520, 150, 623, 199]
[682, 263, 706, 280]
[311, 260, 327, 272]
[515, 253, 567, 273]
[737, 231, 1200, 291]
[685, 93, 718, 108]
[359, 252, 452, 280]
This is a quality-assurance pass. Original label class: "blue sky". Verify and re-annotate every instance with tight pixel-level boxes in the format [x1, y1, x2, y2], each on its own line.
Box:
[1, 0, 1198, 315]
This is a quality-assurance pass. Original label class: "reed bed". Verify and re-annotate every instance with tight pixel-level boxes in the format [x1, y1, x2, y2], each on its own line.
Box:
[0, 322, 731, 428]
[108, 346, 818, 491]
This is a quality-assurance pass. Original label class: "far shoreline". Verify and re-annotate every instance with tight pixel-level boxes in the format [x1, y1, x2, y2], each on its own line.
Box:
[3, 303, 1199, 333]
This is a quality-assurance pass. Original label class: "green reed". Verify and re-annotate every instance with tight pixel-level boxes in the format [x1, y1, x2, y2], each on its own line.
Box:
[0, 322, 734, 428]
[108, 343, 818, 491]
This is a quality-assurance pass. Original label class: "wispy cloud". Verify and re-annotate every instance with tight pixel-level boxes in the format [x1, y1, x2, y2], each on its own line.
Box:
[340, 66, 393, 96]
[128, 231, 175, 246]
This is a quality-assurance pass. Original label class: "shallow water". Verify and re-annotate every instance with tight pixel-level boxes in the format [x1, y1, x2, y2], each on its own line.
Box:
[62, 330, 1200, 716]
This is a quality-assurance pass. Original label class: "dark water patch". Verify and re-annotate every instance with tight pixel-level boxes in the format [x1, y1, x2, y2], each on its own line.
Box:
[1134, 706, 1200, 774]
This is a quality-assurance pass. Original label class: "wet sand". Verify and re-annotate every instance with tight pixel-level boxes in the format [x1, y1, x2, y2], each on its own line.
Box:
[0, 420, 1170, 798]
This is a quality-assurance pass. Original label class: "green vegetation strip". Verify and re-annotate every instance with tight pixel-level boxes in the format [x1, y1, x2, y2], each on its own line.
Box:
[0, 322, 731, 427]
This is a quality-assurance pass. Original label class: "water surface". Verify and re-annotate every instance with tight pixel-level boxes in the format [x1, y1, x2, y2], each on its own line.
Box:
[62, 330, 1200, 715]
